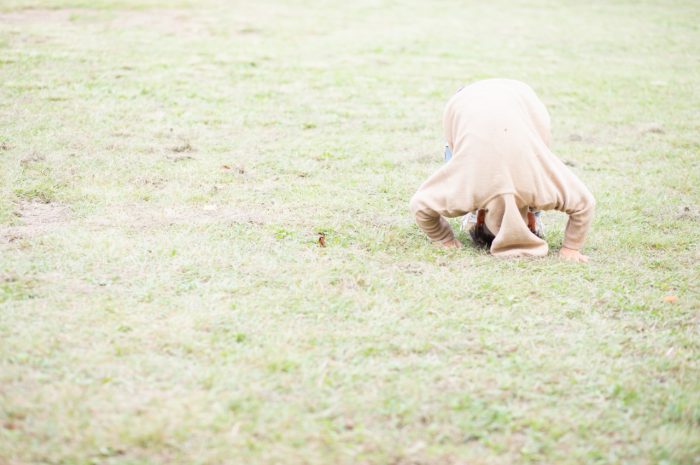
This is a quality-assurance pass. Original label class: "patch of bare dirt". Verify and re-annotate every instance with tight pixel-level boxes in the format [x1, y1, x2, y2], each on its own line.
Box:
[0, 201, 72, 244]
[86, 205, 268, 230]
[19, 152, 45, 167]
[0, 9, 74, 26]
[677, 205, 700, 222]
[563, 132, 600, 145]
[167, 141, 196, 161]
[170, 141, 194, 153]
[641, 123, 665, 135]
[109, 10, 214, 38]
[0, 8, 213, 39]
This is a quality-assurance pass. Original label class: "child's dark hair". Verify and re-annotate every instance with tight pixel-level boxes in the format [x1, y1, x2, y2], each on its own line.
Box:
[469, 209, 495, 248]
[469, 223, 495, 248]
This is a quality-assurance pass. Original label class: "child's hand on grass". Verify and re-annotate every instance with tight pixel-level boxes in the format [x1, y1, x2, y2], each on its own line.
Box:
[436, 239, 463, 249]
[559, 246, 589, 263]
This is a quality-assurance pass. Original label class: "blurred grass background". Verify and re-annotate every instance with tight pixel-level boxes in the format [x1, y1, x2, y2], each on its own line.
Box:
[1, 1, 699, 464]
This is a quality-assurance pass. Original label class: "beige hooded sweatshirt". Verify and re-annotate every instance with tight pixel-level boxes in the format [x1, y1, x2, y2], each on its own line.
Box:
[410, 79, 595, 257]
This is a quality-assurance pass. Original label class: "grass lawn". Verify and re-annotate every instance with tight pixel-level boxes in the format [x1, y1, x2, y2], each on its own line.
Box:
[1, 0, 699, 464]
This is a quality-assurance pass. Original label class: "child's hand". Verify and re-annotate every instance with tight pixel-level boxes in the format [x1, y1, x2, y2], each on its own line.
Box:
[559, 247, 589, 263]
[436, 239, 463, 249]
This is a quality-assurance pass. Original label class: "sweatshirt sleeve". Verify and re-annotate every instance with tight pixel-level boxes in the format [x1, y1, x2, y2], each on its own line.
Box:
[409, 191, 456, 243]
[409, 162, 474, 244]
[559, 177, 596, 250]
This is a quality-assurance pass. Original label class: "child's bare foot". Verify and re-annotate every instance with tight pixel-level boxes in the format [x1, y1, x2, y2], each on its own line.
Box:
[559, 247, 589, 263]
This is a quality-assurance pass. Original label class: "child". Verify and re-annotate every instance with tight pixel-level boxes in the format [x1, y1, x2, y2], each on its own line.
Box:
[409, 79, 595, 263]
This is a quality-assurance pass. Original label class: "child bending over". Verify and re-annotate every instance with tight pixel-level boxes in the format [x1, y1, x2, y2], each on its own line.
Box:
[410, 79, 595, 263]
